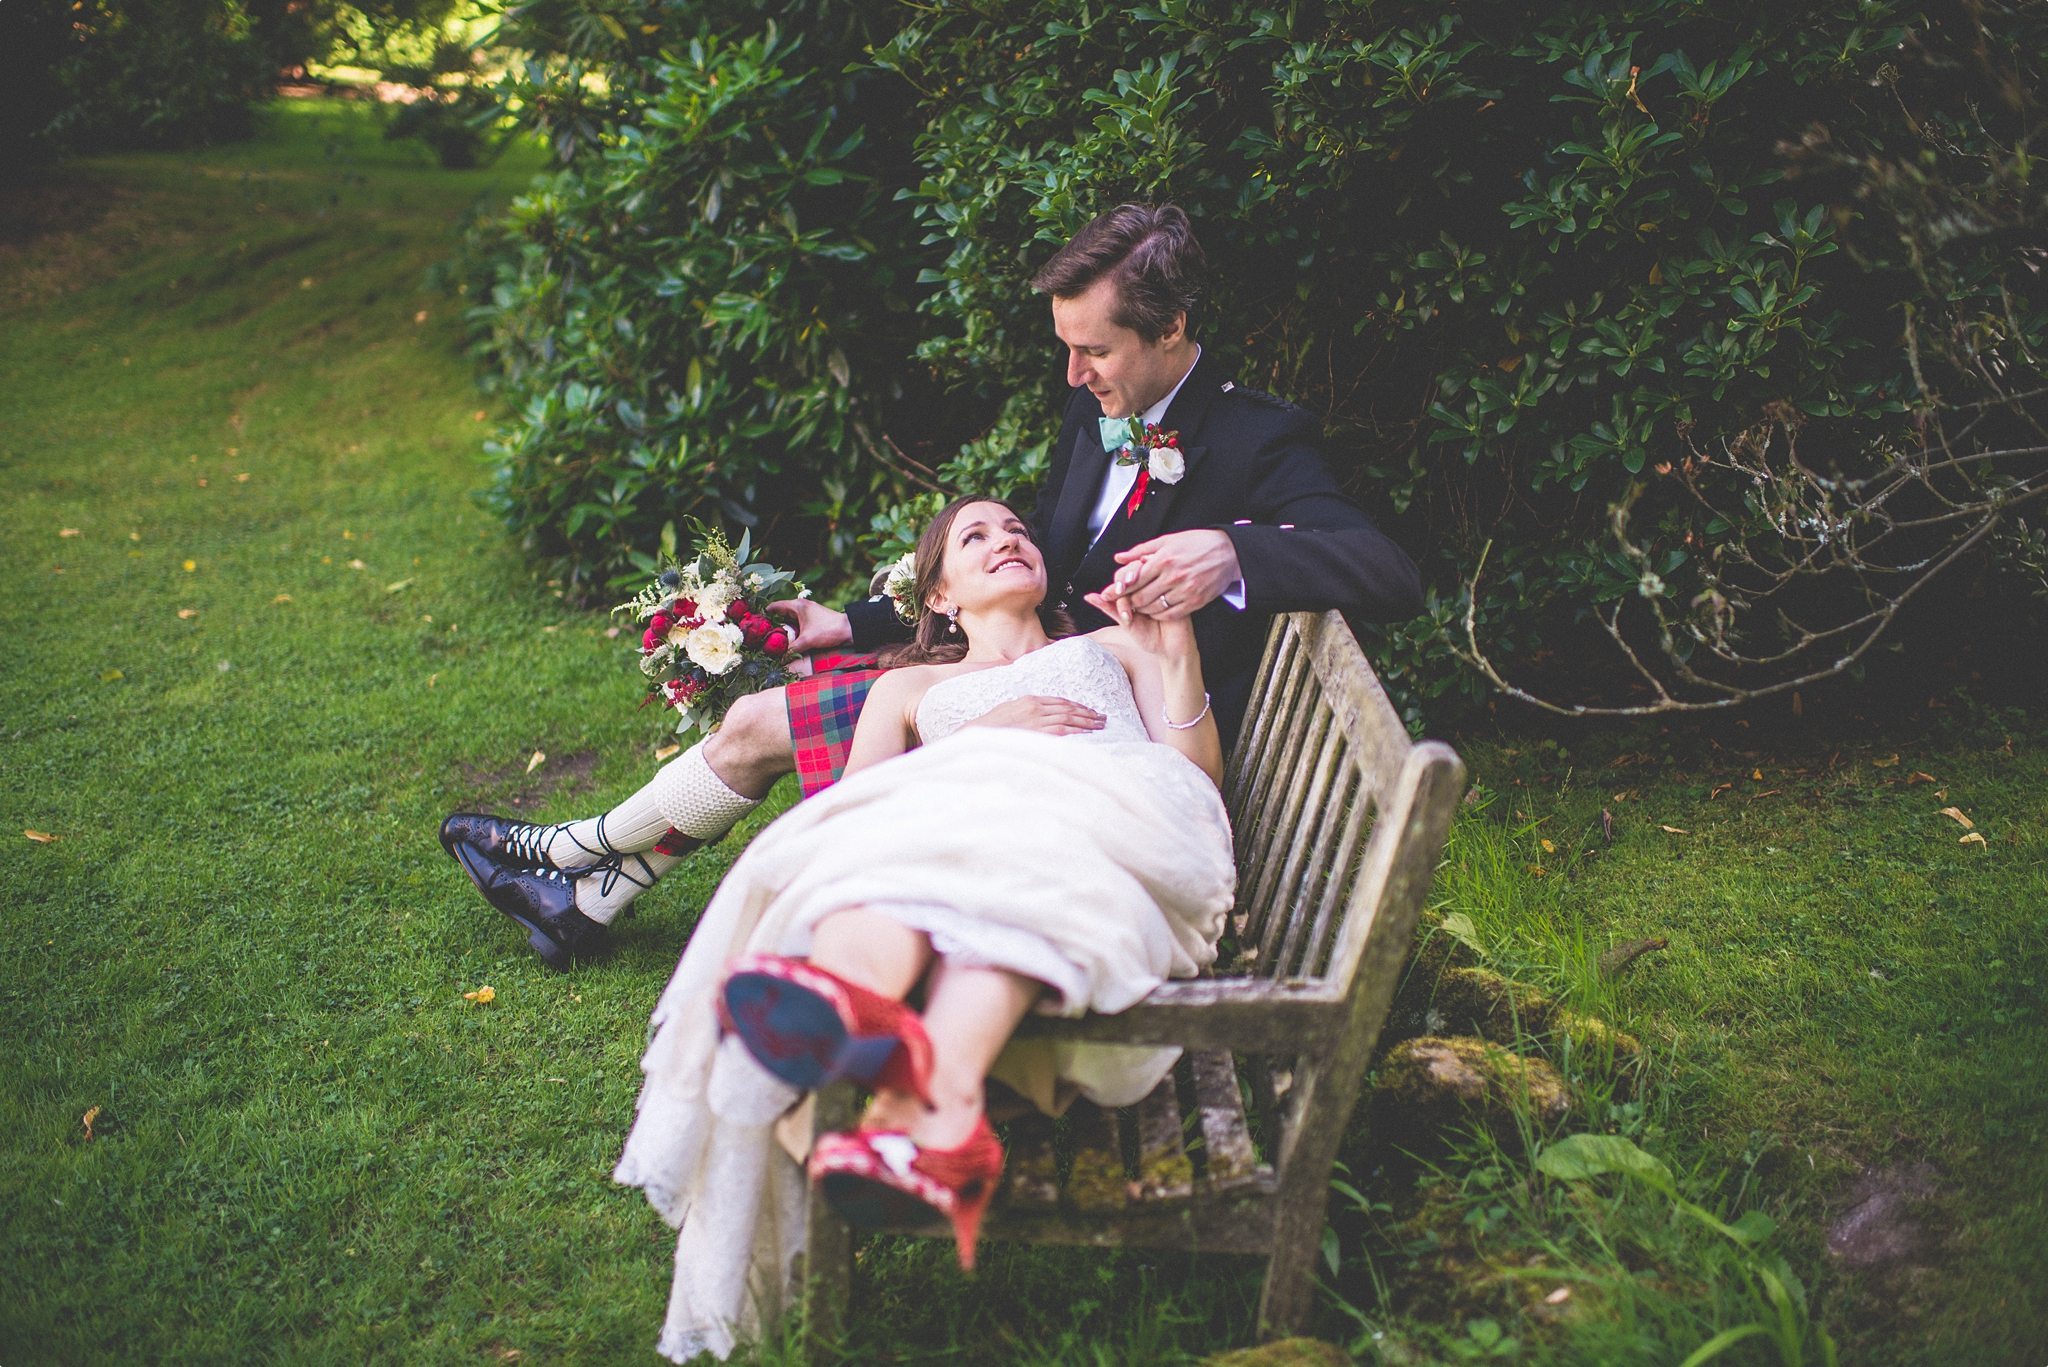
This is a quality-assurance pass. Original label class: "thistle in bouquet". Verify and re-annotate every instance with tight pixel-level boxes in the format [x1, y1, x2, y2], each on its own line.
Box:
[616, 524, 806, 739]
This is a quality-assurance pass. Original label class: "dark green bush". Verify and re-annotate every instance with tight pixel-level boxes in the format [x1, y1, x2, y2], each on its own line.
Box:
[467, 0, 958, 595]
[474, 0, 2047, 706]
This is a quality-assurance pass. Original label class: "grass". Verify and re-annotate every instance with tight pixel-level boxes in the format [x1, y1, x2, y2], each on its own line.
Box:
[2, 100, 2044, 1365]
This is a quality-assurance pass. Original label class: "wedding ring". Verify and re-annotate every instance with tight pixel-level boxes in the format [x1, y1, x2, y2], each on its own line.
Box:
[1159, 595, 1173, 611]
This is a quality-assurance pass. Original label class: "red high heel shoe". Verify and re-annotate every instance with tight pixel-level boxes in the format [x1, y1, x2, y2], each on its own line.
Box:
[718, 954, 934, 1106]
[809, 1116, 1005, 1272]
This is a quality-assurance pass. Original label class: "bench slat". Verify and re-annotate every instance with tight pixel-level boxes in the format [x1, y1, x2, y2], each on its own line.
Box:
[1002, 1110, 1060, 1210]
[1236, 664, 1318, 950]
[1244, 702, 1333, 967]
[1190, 1050, 1264, 1194]
[1065, 1102, 1128, 1212]
[1289, 767, 1374, 978]
[1257, 714, 1345, 976]
[1132, 1075, 1195, 1203]
[1273, 747, 1357, 977]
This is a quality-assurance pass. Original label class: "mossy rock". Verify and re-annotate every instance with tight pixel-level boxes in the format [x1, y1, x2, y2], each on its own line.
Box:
[1199, 1338, 1350, 1367]
[1385, 960, 1642, 1071]
[1371, 1035, 1572, 1151]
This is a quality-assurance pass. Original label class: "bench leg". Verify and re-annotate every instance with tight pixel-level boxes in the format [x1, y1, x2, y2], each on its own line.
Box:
[1256, 1216, 1321, 1338]
[802, 1082, 857, 1355]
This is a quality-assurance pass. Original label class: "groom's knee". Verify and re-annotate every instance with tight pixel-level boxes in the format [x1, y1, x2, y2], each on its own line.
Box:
[706, 688, 796, 781]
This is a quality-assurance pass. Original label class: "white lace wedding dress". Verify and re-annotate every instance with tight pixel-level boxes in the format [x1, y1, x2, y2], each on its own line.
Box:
[612, 634, 1236, 1362]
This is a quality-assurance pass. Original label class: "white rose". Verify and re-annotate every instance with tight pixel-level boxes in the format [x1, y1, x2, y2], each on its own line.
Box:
[1147, 446, 1186, 484]
[684, 621, 745, 675]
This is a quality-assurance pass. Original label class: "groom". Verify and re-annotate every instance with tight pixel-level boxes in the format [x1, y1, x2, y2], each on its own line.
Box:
[442, 203, 1425, 970]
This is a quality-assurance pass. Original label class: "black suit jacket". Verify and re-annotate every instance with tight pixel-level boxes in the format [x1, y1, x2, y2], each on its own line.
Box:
[847, 349, 1424, 743]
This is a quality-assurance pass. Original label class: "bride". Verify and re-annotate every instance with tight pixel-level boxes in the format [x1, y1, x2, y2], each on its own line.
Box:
[613, 495, 1236, 1361]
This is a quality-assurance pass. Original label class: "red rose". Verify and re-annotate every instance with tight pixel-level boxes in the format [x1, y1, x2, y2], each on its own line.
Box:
[642, 626, 663, 652]
[649, 612, 673, 634]
[741, 615, 771, 648]
[763, 628, 790, 655]
[727, 600, 749, 624]
[672, 598, 696, 618]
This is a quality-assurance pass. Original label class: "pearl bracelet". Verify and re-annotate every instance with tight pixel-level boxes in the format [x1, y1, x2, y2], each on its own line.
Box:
[1164, 692, 1212, 731]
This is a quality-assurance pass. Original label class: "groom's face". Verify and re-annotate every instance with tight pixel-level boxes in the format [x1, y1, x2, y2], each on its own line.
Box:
[1051, 277, 1188, 420]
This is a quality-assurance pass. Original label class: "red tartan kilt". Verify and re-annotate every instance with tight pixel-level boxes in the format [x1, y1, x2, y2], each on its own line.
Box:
[784, 655, 886, 797]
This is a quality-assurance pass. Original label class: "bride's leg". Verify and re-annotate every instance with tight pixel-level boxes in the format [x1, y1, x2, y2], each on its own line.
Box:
[867, 958, 1040, 1145]
[807, 909, 933, 999]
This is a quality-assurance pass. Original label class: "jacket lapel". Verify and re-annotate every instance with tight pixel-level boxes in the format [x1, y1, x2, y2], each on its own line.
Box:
[1047, 418, 1109, 577]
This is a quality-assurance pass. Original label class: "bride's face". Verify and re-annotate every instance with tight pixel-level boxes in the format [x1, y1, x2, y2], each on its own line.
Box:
[930, 501, 1046, 618]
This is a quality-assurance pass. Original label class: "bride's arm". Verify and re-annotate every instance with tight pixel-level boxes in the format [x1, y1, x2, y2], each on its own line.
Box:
[1083, 602, 1224, 786]
[839, 668, 928, 779]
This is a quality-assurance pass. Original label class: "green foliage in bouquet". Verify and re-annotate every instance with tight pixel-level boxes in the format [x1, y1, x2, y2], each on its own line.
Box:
[616, 522, 806, 739]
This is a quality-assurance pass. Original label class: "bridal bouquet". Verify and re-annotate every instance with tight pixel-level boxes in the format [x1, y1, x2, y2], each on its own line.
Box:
[616, 525, 806, 738]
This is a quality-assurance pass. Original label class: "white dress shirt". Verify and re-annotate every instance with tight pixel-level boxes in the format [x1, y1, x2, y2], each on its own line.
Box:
[1083, 347, 1246, 609]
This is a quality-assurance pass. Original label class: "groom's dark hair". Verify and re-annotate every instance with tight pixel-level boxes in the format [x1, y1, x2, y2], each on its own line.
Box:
[1030, 203, 1205, 341]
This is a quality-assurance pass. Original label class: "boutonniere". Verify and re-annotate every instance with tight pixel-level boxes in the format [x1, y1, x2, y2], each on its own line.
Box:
[1108, 419, 1187, 517]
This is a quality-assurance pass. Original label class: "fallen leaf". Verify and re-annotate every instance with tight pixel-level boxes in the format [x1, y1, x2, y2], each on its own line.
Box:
[1660, 825, 1690, 835]
[24, 830, 58, 843]
[1906, 771, 1937, 785]
[1709, 782, 1731, 800]
[299, 276, 315, 289]
[463, 985, 496, 1004]
[414, 310, 429, 323]
[1938, 807, 1974, 830]
[273, 593, 293, 604]
[1545, 1286, 1572, 1305]
[100, 668, 123, 682]
[196, 478, 207, 487]
[1539, 837, 1556, 853]
[655, 743, 681, 761]
[384, 578, 413, 594]
[1600, 808, 1614, 843]
[235, 472, 250, 483]
[1752, 768, 1763, 781]
[604, 625, 621, 639]
[472, 410, 487, 421]
[177, 608, 198, 619]
[82, 1105, 101, 1141]
[1872, 753, 1899, 768]
[182, 559, 196, 572]
[59, 527, 82, 538]
[347, 559, 366, 571]
[342, 529, 354, 540]
[427, 673, 438, 687]
[526, 749, 545, 774]
[1959, 832, 1987, 848]
[129, 532, 141, 542]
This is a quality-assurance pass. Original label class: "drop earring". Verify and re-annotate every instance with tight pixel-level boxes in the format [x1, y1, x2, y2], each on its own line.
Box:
[946, 608, 960, 635]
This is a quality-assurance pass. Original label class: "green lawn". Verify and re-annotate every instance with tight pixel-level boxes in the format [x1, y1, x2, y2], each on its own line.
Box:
[2, 101, 2043, 1365]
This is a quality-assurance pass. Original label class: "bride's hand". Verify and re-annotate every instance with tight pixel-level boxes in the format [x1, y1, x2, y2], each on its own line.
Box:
[1084, 588, 1197, 660]
[962, 695, 1106, 735]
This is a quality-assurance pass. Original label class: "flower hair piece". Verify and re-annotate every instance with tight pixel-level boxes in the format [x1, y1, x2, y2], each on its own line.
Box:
[880, 550, 920, 625]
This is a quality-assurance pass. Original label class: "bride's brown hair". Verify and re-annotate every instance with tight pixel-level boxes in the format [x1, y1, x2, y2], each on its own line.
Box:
[877, 494, 1077, 667]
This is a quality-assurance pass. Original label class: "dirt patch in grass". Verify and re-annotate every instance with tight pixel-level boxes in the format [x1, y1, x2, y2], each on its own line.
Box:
[1828, 1161, 1940, 1268]
[454, 749, 603, 811]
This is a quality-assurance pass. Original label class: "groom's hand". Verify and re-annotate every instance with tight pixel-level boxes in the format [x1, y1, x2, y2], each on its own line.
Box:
[1108, 530, 1241, 620]
[768, 597, 853, 653]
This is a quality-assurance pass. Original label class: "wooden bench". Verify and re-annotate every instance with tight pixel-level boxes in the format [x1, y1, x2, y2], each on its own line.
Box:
[803, 609, 1467, 1340]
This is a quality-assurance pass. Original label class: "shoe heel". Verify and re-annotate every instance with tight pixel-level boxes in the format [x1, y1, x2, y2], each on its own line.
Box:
[528, 930, 571, 972]
[834, 1034, 903, 1088]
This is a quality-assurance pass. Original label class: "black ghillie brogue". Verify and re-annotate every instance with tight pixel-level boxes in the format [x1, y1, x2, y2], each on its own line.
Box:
[439, 812, 562, 871]
[449, 840, 610, 971]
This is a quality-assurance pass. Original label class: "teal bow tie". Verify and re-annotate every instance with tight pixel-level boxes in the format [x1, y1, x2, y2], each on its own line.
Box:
[1099, 416, 1136, 454]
